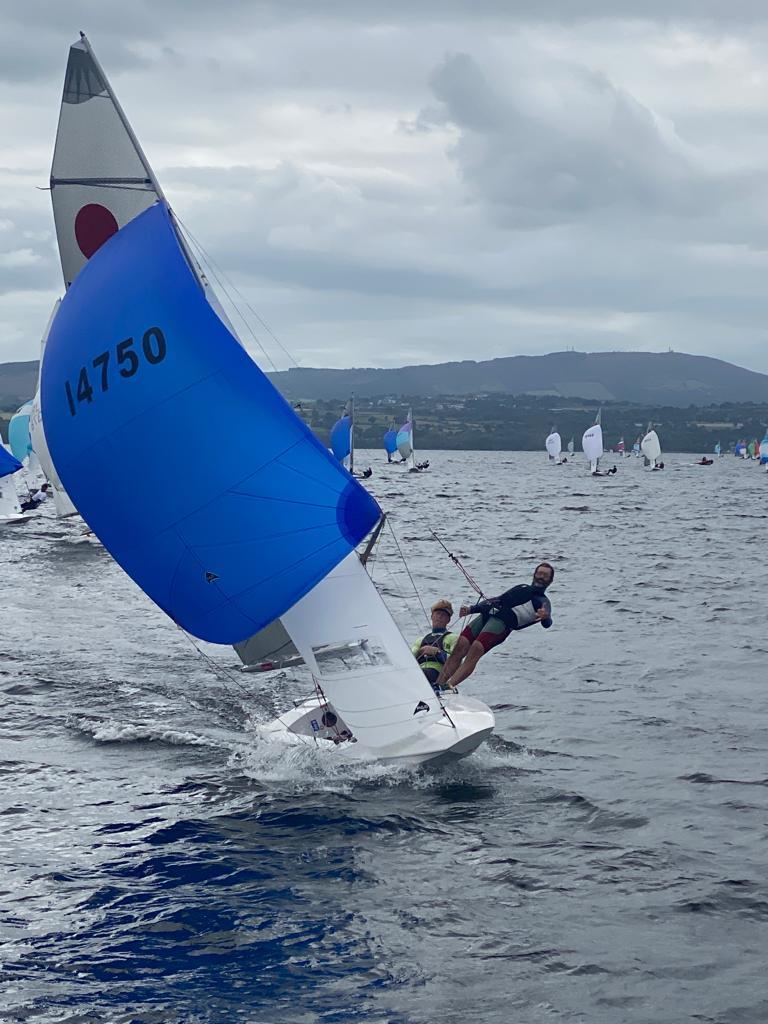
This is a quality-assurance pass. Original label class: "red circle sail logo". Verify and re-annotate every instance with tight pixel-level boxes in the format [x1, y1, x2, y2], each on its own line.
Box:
[74, 204, 119, 258]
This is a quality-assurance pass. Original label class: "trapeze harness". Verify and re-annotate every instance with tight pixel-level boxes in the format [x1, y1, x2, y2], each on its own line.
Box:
[415, 628, 453, 687]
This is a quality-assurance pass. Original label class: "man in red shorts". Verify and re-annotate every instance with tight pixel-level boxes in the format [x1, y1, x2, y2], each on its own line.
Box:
[437, 563, 554, 690]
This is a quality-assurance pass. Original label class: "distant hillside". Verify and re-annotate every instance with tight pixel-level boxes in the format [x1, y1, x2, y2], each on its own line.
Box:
[267, 351, 768, 407]
[4, 351, 768, 411]
[0, 361, 37, 411]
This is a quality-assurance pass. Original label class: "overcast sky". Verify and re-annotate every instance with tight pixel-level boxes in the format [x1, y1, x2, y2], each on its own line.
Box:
[4, 1, 768, 374]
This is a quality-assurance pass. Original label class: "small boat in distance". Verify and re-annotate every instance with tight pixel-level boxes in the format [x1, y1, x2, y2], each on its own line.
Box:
[641, 425, 663, 469]
[582, 410, 604, 475]
[545, 428, 562, 463]
[383, 420, 398, 463]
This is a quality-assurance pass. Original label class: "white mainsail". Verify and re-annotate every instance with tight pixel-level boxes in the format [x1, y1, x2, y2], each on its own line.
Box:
[282, 554, 443, 750]
[50, 35, 161, 289]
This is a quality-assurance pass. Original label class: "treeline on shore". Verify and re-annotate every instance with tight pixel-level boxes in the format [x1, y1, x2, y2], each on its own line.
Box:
[3, 392, 766, 453]
[294, 394, 768, 453]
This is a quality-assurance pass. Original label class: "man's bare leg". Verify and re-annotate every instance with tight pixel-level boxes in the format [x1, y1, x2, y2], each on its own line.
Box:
[444, 640, 485, 689]
[436, 635, 469, 685]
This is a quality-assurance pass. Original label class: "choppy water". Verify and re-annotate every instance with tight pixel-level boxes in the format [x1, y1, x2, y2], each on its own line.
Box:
[2, 451, 767, 1023]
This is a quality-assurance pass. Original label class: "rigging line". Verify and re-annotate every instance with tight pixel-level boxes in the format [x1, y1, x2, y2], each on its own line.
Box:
[429, 528, 486, 599]
[174, 214, 299, 371]
[173, 216, 279, 373]
[386, 518, 429, 626]
[175, 624, 257, 700]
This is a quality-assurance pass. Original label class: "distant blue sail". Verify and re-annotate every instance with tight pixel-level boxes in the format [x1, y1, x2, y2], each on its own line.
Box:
[41, 201, 381, 643]
[8, 401, 33, 461]
[760, 433, 768, 465]
[330, 414, 351, 462]
[0, 444, 23, 480]
[383, 428, 397, 455]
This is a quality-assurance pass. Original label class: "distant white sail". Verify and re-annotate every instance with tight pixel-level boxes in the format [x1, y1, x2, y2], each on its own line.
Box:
[0, 473, 23, 521]
[641, 429, 661, 466]
[582, 423, 603, 472]
[545, 431, 561, 461]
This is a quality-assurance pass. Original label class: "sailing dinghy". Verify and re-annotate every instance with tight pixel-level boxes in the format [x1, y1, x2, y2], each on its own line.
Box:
[0, 445, 30, 524]
[545, 429, 562, 463]
[641, 426, 662, 469]
[41, 35, 493, 766]
[582, 411, 604, 475]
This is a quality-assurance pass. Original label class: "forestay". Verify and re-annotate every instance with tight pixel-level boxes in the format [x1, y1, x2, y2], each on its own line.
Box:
[282, 553, 443, 750]
[41, 201, 381, 643]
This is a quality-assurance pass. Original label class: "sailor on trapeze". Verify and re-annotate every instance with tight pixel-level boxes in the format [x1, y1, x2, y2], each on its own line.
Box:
[436, 563, 554, 690]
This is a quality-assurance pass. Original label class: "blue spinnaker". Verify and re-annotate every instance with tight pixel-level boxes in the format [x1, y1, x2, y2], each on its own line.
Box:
[41, 202, 381, 643]
[0, 445, 23, 480]
[330, 415, 351, 462]
[8, 401, 33, 461]
[383, 428, 397, 455]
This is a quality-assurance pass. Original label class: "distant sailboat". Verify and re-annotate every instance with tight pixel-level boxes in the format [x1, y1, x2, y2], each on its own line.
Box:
[8, 401, 46, 490]
[383, 421, 398, 463]
[641, 425, 662, 469]
[582, 411, 604, 474]
[0, 445, 28, 524]
[545, 428, 562, 463]
[616, 437, 626, 456]
[567, 437, 574, 456]
[759, 432, 768, 466]
[396, 408, 418, 471]
[40, 34, 491, 766]
[632, 436, 642, 457]
[714, 441, 721, 457]
[330, 398, 353, 473]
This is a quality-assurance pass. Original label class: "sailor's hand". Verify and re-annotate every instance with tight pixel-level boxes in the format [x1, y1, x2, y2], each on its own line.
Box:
[535, 608, 548, 621]
[421, 645, 440, 657]
[460, 605, 471, 617]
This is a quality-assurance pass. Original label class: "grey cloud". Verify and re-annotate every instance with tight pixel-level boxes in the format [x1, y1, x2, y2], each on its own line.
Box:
[424, 52, 740, 228]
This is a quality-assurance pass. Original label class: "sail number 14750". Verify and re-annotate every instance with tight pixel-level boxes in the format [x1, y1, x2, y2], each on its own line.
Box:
[63, 327, 167, 417]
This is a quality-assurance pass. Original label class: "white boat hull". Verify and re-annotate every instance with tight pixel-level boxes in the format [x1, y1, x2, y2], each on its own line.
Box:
[259, 692, 495, 767]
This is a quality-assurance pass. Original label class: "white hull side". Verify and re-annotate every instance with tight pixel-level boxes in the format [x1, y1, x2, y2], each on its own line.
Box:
[259, 692, 495, 766]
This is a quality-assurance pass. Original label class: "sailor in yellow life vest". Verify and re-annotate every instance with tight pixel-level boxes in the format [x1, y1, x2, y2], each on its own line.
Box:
[411, 599, 458, 691]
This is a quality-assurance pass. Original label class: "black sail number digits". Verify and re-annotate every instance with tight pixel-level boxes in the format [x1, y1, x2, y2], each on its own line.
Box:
[64, 327, 168, 417]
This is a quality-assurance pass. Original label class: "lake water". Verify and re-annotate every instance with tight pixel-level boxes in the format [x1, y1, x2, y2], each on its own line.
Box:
[2, 451, 767, 1023]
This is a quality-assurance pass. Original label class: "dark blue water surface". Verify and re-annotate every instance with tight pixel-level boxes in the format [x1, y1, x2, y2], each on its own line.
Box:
[2, 451, 767, 1023]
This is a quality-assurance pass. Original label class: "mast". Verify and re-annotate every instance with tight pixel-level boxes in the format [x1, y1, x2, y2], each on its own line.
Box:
[349, 395, 355, 476]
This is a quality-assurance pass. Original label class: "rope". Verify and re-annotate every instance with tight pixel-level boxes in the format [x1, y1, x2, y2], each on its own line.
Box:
[175, 624, 259, 700]
[174, 214, 300, 372]
[386, 519, 429, 625]
[429, 529, 486, 599]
